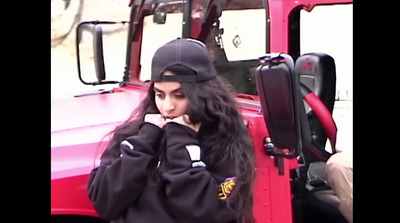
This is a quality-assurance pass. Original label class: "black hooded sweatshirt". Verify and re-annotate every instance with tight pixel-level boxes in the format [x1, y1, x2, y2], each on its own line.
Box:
[87, 122, 239, 223]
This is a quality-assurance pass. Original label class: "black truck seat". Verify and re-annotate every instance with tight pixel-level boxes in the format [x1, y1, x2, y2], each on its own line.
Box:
[295, 53, 347, 223]
[295, 52, 336, 157]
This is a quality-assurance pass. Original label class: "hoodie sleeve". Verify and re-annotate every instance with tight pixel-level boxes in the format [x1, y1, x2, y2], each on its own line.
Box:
[161, 122, 238, 223]
[87, 123, 163, 221]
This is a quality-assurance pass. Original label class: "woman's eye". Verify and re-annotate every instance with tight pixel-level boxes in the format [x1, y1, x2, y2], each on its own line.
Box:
[175, 94, 185, 99]
[155, 93, 164, 98]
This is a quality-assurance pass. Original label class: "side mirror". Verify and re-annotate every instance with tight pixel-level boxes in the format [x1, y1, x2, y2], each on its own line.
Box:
[255, 53, 311, 158]
[75, 21, 124, 86]
[92, 25, 106, 82]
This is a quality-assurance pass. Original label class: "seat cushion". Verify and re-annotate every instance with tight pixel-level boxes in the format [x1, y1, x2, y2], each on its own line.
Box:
[313, 189, 340, 209]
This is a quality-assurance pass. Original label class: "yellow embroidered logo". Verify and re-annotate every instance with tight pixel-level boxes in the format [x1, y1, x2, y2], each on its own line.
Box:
[218, 177, 236, 200]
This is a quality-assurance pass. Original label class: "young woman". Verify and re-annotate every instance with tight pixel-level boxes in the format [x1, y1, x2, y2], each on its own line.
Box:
[87, 38, 256, 223]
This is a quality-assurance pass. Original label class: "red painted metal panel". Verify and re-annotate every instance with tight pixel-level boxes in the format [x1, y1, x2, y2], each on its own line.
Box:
[242, 111, 294, 223]
[51, 174, 98, 217]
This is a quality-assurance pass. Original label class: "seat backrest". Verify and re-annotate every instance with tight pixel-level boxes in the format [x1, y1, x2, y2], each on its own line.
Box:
[295, 53, 336, 152]
[255, 53, 311, 158]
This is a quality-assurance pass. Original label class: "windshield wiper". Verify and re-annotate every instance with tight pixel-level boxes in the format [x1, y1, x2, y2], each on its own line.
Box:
[73, 89, 114, 97]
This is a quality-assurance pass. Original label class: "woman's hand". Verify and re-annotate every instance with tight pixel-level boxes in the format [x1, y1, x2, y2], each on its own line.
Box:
[144, 113, 166, 129]
[166, 115, 201, 132]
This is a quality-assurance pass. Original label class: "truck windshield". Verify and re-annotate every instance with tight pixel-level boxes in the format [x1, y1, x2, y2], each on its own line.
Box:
[203, 0, 265, 95]
[138, 0, 265, 95]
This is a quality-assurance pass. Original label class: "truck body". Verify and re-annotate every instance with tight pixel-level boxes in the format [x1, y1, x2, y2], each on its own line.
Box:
[51, 0, 353, 222]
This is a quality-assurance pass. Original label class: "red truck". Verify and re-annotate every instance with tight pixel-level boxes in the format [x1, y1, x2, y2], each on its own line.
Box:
[51, 0, 353, 223]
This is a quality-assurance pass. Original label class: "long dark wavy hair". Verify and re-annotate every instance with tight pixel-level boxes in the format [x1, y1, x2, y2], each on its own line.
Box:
[100, 65, 256, 223]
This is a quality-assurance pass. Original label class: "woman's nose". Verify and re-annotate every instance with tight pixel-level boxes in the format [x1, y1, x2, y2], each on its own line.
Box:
[163, 97, 175, 112]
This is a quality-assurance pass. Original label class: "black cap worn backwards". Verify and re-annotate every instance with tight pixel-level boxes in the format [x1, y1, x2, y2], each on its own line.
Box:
[151, 38, 218, 82]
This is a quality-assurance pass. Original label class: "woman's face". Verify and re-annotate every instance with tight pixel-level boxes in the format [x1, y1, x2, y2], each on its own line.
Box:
[153, 71, 189, 119]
